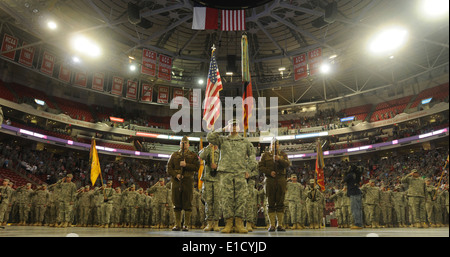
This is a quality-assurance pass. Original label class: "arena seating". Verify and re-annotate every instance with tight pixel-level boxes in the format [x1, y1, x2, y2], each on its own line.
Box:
[52, 96, 94, 122]
[370, 95, 413, 122]
[8, 82, 58, 109]
[0, 80, 16, 102]
[341, 104, 373, 122]
[409, 83, 449, 109]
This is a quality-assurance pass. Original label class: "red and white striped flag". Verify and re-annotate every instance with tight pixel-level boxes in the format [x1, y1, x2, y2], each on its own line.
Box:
[203, 47, 223, 130]
[221, 10, 246, 31]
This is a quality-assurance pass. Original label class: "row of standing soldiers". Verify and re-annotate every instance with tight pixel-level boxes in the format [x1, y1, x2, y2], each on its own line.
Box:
[330, 172, 449, 229]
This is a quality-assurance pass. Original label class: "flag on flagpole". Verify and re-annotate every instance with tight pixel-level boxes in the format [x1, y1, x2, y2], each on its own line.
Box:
[221, 9, 246, 31]
[241, 34, 253, 133]
[90, 138, 102, 186]
[198, 138, 204, 190]
[315, 139, 325, 191]
[203, 46, 223, 130]
[192, 3, 219, 30]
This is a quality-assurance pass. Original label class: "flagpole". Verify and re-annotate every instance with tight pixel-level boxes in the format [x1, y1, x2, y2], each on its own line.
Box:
[433, 155, 449, 199]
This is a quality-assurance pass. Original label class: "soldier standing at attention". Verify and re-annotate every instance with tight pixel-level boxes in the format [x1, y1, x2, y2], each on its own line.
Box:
[98, 180, 115, 228]
[258, 139, 291, 232]
[401, 169, 427, 228]
[55, 174, 77, 228]
[199, 143, 221, 232]
[286, 174, 304, 230]
[76, 185, 92, 227]
[0, 179, 13, 226]
[361, 179, 381, 228]
[167, 136, 200, 231]
[16, 183, 33, 226]
[306, 179, 322, 229]
[148, 178, 169, 229]
[33, 184, 49, 226]
[207, 119, 257, 234]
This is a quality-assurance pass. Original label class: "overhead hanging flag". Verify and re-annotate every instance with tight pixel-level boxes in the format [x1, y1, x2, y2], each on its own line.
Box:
[315, 139, 325, 191]
[192, 3, 219, 30]
[241, 34, 253, 132]
[90, 138, 102, 186]
[203, 46, 223, 130]
[221, 9, 246, 31]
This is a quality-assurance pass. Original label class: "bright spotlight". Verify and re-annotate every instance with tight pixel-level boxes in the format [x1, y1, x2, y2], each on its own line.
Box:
[369, 26, 408, 54]
[72, 56, 81, 63]
[129, 64, 136, 71]
[320, 63, 331, 74]
[421, 0, 449, 18]
[198, 79, 204, 85]
[47, 21, 57, 30]
[71, 35, 101, 58]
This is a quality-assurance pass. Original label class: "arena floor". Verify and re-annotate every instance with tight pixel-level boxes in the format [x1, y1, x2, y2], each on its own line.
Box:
[0, 225, 448, 237]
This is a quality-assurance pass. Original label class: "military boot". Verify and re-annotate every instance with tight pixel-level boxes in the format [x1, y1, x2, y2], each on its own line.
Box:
[221, 218, 233, 233]
[267, 212, 276, 232]
[172, 211, 182, 231]
[246, 222, 253, 232]
[213, 220, 220, 232]
[235, 217, 248, 233]
[204, 220, 214, 231]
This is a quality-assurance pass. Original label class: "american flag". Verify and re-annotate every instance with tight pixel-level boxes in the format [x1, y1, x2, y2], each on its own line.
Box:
[203, 48, 223, 130]
[221, 10, 246, 31]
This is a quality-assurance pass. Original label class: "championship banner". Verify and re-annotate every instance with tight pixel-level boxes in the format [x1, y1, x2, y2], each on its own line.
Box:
[141, 83, 153, 102]
[189, 89, 201, 107]
[1, 33, 18, 60]
[18, 42, 35, 67]
[158, 54, 172, 81]
[157, 86, 169, 104]
[111, 76, 124, 96]
[293, 53, 308, 81]
[141, 49, 157, 76]
[40, 51, 56, 76]
[58, 64, 71, 82]
[172, 88, 184, 105]
[308, 47, 322, 76]
[91, 72, 105, 91]
[126, 80, 138, 99]
[75, 71, 87, 87]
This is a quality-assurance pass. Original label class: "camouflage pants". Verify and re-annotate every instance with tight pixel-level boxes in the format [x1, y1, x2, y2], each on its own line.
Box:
[219, 173, 248, 219]
[78, 205, 90, 225]
[288, 201, 302, 224]
[57, 201, 73, 223]
[408, 197, 426, 223]
[0, 202, 9, 223]
[101, 202, 113, 225]
[365, 204, 378, 223]
[125, 206, 138, 225]
[245, 199, 258, 224]
[18, 203, 30, 223]
[426, 201, 440, 224]
[34, 204, 47, 223]
[394, 205, 406, 224]
[341, 206, 350, 226]
[306, 200, 320, 225]
[202, 181, 221, 221]
[380, 205, 393, 225]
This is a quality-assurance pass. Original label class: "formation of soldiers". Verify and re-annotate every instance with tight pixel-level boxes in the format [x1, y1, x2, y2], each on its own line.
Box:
[329, 169, 449, 229]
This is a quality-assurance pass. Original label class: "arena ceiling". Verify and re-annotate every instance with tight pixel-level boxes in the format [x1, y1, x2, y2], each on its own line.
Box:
[0, 0, 448, 109]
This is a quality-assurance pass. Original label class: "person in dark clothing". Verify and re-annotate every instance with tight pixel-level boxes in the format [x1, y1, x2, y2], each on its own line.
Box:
[343, 165, 364, 229]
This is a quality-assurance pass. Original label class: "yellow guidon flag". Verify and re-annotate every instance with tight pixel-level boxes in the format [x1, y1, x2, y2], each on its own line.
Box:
[90, 138, 102, 186]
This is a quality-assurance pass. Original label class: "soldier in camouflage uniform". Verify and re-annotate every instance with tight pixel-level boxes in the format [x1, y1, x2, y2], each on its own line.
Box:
[33, 184, 49, 226]
[306, 179, 323, 229]
[258, 139, 291, 232]
[111, 187, 122, 228]
[136, 188, 146, 228]
[76, 185, 93, 227]
[380, 185, 394, 227]
[286, 174, 304, 229]
[123, 184, 139, 228]
[329, 187, 343, 228]
[425, 178, 439, 227]
[148, 179, 167, 228]
[143, 191, 152, 228]
[401, 169, 427, 228]
[199, 143, 221, 232]
[191, 188, 202, 229]
[361, 179, 381, 228]
[392, 185, 407, 227]
[46, 185, 58, 227]
[15, 183, 33, 225]
[0, 179, 13, 226]
[207, 119, 257, 234]
[55, 174, 77, 227]
[98, 180, 115, 228]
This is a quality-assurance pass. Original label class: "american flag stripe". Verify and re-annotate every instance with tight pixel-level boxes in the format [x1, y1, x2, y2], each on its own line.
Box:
[221, 10, 246, 31]
[203, 50, 223, 129]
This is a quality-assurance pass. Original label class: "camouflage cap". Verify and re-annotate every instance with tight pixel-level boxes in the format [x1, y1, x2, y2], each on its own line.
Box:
[66, 174, 73, 178]
[107, 180, 113, 184]
[228, 119, 240, 126]
[411, 169, 418, 173]
[2, 179, 9, 182]
[290, 174, 297, 178]
[181, 136, 189, 142]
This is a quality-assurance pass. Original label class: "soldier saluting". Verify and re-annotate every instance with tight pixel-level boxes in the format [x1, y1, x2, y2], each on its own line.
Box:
[167, 136, 200, 231]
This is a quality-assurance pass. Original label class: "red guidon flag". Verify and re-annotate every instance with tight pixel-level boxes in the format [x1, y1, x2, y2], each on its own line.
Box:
[203, 46, 223, 130]
[315, 139, 325, 191]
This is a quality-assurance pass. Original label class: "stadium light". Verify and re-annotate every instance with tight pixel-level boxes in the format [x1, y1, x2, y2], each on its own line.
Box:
[368, 26, 408, 54]
[420, 0, 449, 19]
[320, 63, 331, 74]
[47, 21, 57, 30]
[71, 35, 101, 58]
